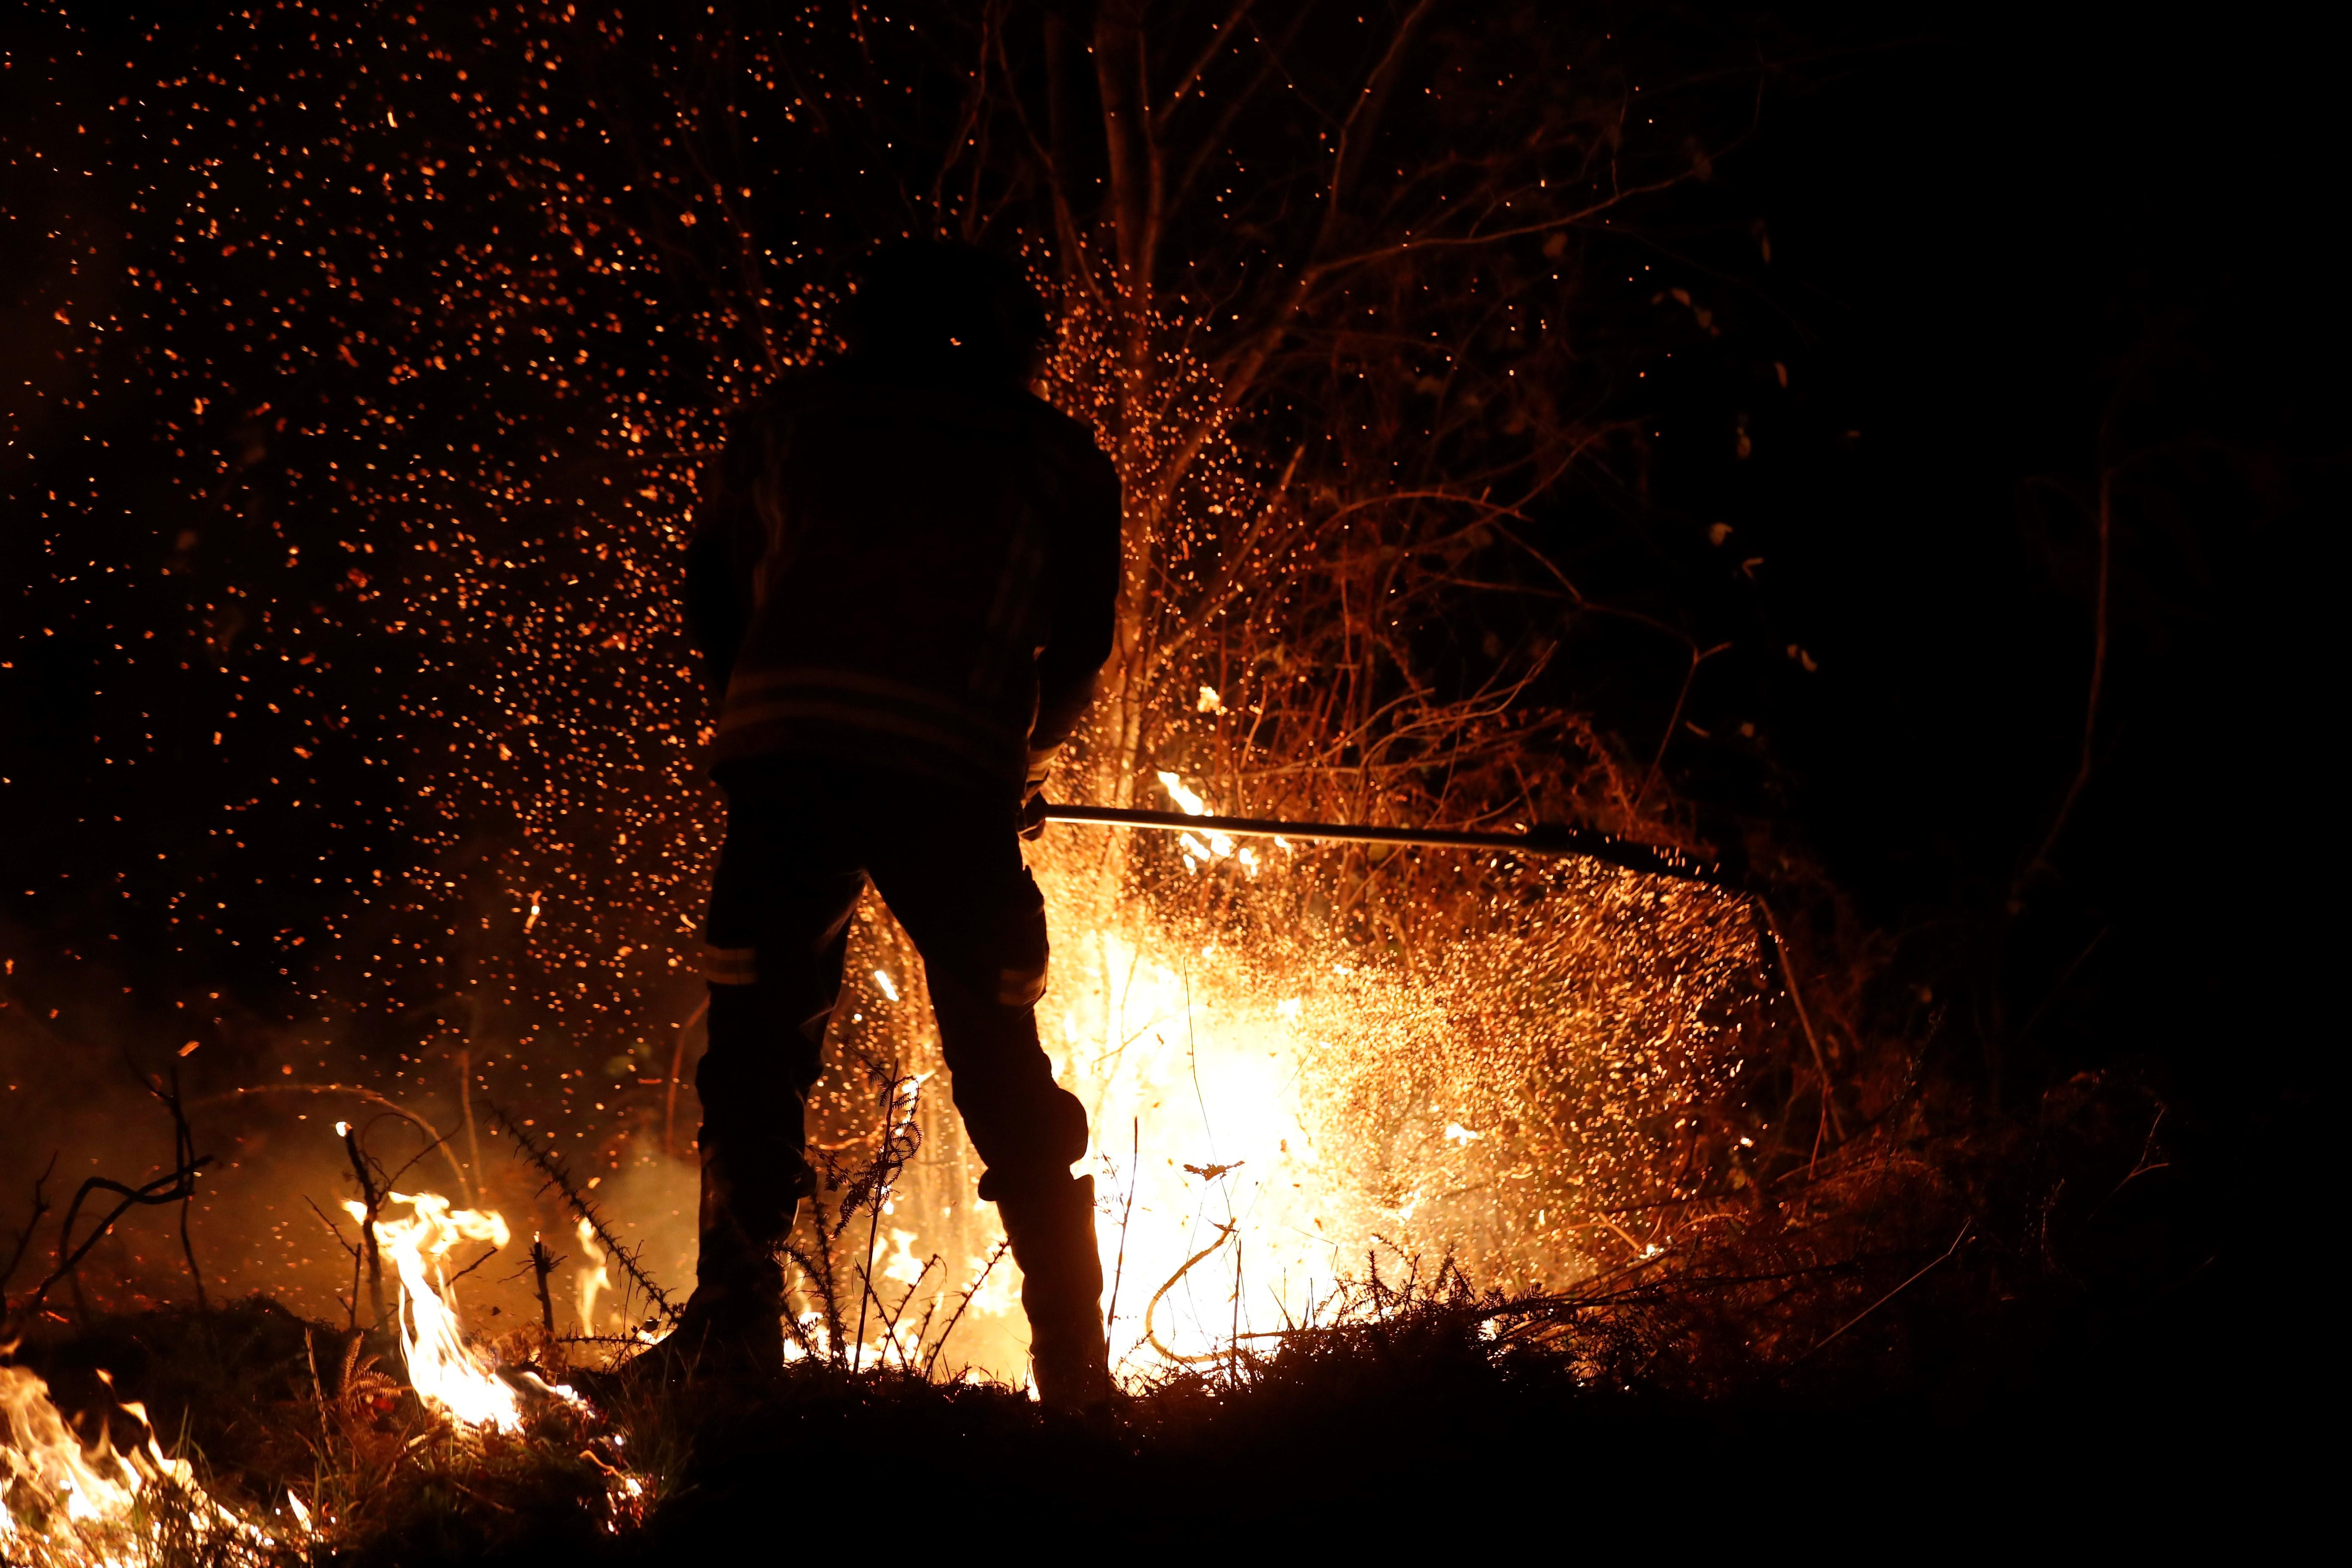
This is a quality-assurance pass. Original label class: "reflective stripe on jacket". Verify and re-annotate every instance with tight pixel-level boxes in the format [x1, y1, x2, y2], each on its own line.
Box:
[686, 366, 1122, 791]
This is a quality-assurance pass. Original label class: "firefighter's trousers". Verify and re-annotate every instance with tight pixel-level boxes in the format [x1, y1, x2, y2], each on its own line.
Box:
[696, 758, 1091, 1228]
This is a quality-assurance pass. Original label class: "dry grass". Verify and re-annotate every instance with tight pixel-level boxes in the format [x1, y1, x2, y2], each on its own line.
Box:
[2, 1066, 2200, 1566]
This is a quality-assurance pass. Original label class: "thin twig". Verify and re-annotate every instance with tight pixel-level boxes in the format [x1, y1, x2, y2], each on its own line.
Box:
[21, 1060, 213, 1322]
[870, 1255, 938, 1371]
[445, 1243, 501, 1287]
[0, 1151, 58, 1314]
[1753, 897, 1844, 1149]
[1633, 642, 1733, 812]
[2025, 462, 2116, 880]
[303, 1326, 328, 1437]
[530, 1235, 560, 1364]
[303, 1195, 361, 1263]
[456, 1048, 483, 1194]
[1797, 1222, 1972, 1362]
[922, 1239, 1010, 1381]
[837, 1063, 922, 1369]
[342, 1121, 387, 1330]
[192, 1084, 472, 1200]
[154, 1064, 209, 1312]
[1103, 1118, 1140, 1339]
[25, 1157, 214, 1320]
[1142, 1220, 1240, 1365]
[664, 998, 706, 1159]
[490, 1102, 677, 1322]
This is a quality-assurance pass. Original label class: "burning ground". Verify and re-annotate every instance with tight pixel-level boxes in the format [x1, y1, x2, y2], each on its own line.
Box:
[0, 660, 2274, 1556]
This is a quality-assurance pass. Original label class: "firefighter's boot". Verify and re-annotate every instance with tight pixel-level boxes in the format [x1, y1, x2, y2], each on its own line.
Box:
[991, 1172, 1111, 1412]
[643, 1143, 803, 1382]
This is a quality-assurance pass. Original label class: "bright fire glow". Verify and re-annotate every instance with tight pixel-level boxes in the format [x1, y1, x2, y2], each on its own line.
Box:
[2, 1361, 290, 1565]
[346, 1191, 537, 1432]
[1158, 769, 1246, 873]
[1060, 926, 1344, 1366]
[823, 769, 1756, 1384]
[573, 1217, 614, 1338]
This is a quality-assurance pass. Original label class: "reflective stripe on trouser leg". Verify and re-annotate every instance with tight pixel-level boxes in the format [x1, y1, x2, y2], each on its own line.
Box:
[997, 956, 1048, 1007]
[702, 944, 759, 986]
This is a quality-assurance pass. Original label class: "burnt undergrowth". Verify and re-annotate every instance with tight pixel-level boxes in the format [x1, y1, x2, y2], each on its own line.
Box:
[5, 1063, 2266, 1565]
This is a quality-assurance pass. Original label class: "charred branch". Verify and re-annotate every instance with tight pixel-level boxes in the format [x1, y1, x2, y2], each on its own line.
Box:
[0, 1152, 58, 1316]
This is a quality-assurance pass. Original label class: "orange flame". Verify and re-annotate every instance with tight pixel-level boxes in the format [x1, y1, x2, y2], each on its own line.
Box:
[2, 1359, 294, 1565]
[346, 1191, 574, 1432]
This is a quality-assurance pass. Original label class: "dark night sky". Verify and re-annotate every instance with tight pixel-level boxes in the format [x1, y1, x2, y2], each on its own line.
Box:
[1724, 1, 2332, 1393]
[1742, 3, 2328, 1078]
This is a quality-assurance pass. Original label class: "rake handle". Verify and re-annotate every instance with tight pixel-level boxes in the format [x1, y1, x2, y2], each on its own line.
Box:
[1040, 803, 1736, 889]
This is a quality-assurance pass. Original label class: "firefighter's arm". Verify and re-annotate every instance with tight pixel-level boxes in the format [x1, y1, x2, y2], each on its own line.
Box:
[1027, 443, 1124, 798]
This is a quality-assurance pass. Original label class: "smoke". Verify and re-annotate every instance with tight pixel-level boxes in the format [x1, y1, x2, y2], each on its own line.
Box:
[0, 923, 708, 1343]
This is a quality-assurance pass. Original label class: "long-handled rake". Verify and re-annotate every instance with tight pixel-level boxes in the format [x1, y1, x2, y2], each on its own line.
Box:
[1042, 802, 1740, 890]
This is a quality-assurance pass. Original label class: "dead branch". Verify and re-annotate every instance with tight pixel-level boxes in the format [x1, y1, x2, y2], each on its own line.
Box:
[152, 1065, 208, 1312]
[445, 1243, 500, 1287]
[1752, 897, 1845, 1148]
[0, 1151, 58, 1314]
[1142, 1219, 1240, 1366]
[2021, 447, 2141, 886]
[1794, 1222, 1973, 1363]
[304, 1195, 361, 1263]
[23, 1155, 213, 1323]
[866, 1254, 939, 1372]
[488, 1102, 677, 1323]
[529, 1234, 560, 1364]
[343, 1121, 389, 1330]
[15, 1063, 214, 1323]
[191, 1083, 472, 1200]
[302, 1192, 366, 1332]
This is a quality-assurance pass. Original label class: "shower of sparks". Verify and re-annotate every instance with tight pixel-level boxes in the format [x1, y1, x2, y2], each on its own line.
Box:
[8, 1, 1779, 1396]
[11, 3, 795, 1147]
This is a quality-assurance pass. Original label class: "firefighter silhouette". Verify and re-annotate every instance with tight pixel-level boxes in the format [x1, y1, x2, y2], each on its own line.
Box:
[676, 240, 1120, 1408]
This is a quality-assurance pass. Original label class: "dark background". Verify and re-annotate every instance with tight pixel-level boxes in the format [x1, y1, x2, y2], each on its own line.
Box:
[1749, 3, 2327, 1206]
[1694, 0, 2331, 1456]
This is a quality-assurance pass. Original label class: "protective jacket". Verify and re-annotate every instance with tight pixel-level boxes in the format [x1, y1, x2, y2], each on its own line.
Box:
[685, 363, 1122, 792]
